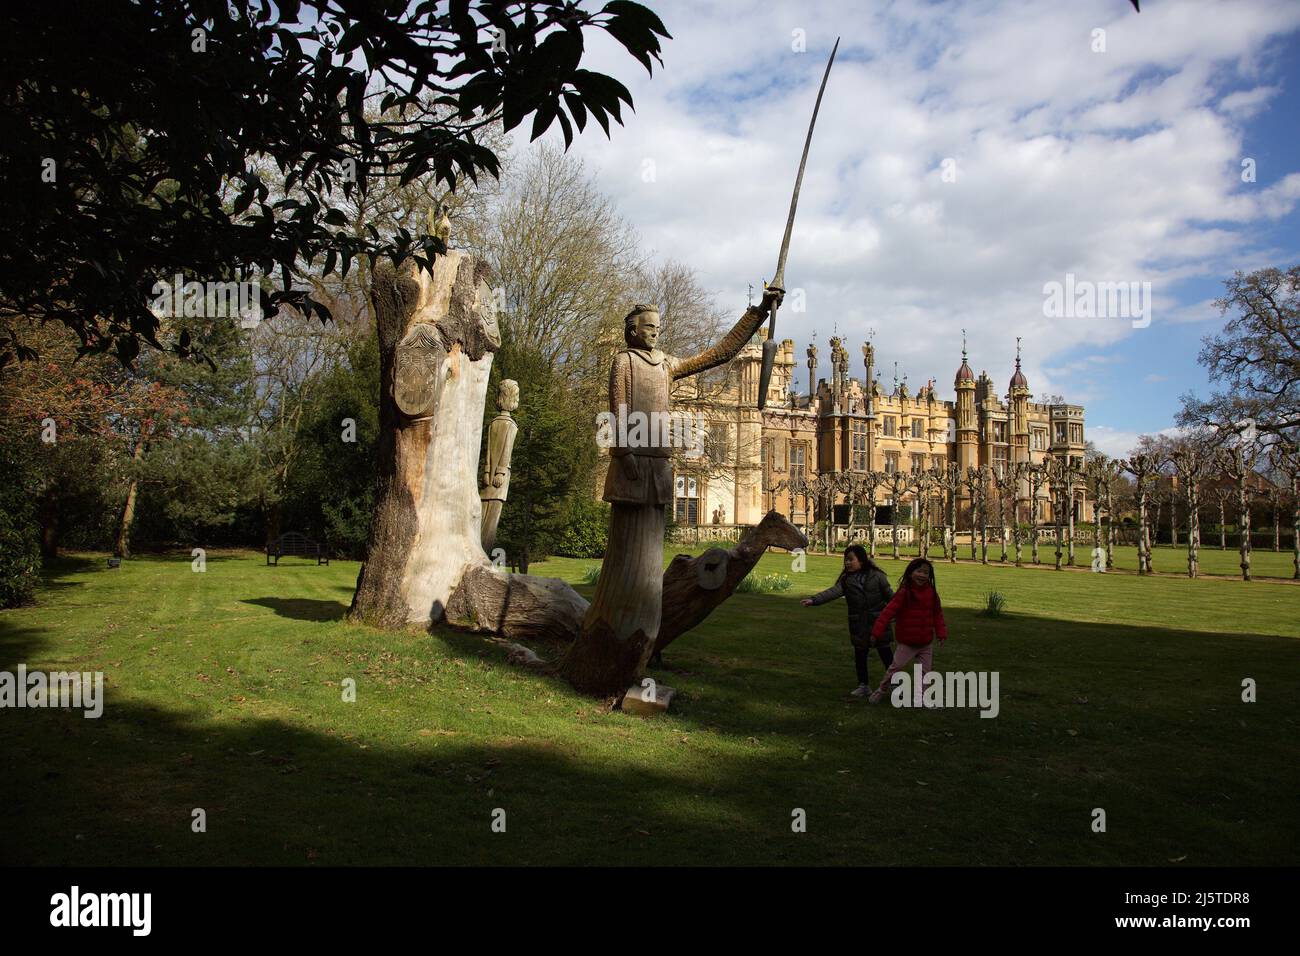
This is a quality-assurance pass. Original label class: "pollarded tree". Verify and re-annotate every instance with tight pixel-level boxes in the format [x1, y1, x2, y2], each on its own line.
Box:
[1087, 455, 1118, 571]
[991, 464, 1016, 563]
[1219, 434, 1261, 581]
[1211, 483, 1232, 550]
[1044, 456, 1069, 571]
[1269, 443, 1300, 579]
[1119, 453, 1160, 575]
[936, 461, 961, 563]
[1168, 437, 1214, 578]
[885, 470, 911, 561]
[1265, 485, 1284, 552]
[1025, 462, 1048, 565]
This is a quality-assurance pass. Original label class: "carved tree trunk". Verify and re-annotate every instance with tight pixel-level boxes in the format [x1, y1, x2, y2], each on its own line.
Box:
[653, 511, 807, 656]
[349, 252, 501, 628]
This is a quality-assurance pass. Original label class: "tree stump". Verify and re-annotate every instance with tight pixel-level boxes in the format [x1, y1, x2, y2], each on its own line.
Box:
[349, 251, 501, 628]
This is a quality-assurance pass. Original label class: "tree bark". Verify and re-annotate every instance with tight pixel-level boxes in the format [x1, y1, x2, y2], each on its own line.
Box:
[39, 486, 59, 561]
[114, 431, 147, 559]
[445, 564, 588, 643]
[349, 251, 502, 628]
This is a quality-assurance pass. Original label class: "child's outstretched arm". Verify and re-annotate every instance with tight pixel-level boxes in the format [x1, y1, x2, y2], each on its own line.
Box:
[802, 580, 844, 608]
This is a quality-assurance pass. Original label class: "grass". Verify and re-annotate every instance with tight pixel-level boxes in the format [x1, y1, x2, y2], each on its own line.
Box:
[980, 591, 1007, 616]
[1, 546, 1297, 866]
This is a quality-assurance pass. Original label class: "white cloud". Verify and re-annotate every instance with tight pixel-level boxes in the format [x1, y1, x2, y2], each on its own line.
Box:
[511, 0, 1300, 409]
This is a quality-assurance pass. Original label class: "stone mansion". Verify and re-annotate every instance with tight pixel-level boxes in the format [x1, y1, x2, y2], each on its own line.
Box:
[630, 329, 1091, 533]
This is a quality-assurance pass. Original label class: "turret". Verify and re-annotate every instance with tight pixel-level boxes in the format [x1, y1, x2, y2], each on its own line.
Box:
[1008, 337, 1031, 465]
[955, 333, 977, 473]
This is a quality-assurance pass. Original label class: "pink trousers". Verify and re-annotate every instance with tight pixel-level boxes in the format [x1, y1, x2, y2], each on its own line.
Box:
[876, 641, 934, 703]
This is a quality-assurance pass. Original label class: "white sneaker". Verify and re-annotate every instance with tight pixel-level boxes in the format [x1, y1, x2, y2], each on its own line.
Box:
[850, 684, 869, 697]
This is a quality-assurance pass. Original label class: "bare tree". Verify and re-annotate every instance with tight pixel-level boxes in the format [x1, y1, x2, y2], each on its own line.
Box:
[1269, 443, 1300, 579]
[992, 464, 1016, 563]
[1168, 436, 1214, 578]
[1025, 462, 1048, 565]
[470, 143, 642, 400]
[1178, 265, 1300, 445]
[1219, 436, 1261, 581]
[885, 470, 910, 561]
[1211, 483, 1232, 550]
[1120, 454, 1161, 574]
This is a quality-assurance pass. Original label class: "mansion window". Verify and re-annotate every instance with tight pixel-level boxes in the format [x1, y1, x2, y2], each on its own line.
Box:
[883, 416, 898, 437]
[885, 451, 900, 474]
[992, 446, 1009, 477]
[789, 442, 806, 477]
[674, 475, 700, 526]
[1032, 428, 1046, 451]
[851, 420, 868, 471]
[707, 423, 730, 464]
[931, 454, 947, 471]
[911, 418, 924, 439]
[991, 420, 1008, 443]
[1054, 422, 1068, 444]
[1069, 423, 1084, 444]
[910, 453, 926, 474]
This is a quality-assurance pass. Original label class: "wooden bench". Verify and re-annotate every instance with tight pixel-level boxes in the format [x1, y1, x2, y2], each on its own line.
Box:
[267, 531, 329, 566]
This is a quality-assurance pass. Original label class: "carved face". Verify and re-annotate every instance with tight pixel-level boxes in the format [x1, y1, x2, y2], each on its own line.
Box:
[393, 323, 445, 418]
[626, 310, 660, 350]
[497, 379, 519, 412]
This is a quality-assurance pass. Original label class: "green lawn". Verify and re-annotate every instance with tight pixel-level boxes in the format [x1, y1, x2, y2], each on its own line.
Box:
[2, 547, 1297, 866]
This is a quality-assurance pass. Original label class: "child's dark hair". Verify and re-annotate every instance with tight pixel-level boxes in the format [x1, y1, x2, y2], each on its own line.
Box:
[897, 557, 941, 609]
[836, 544, 880, 584]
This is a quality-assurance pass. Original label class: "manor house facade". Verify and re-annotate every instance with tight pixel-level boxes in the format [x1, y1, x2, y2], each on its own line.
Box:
[647, 329, 1091, 532]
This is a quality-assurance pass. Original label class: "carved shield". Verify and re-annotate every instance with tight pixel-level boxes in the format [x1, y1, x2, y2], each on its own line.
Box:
[393, 323, 445, 418]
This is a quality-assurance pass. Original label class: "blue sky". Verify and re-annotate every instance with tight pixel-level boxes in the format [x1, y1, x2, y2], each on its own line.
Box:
[518, 0, 1300, 457]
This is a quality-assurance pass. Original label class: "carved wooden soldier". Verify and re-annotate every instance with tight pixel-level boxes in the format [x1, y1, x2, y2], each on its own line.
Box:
[560, 288, 784, 694]
[479, 379, 519, 552]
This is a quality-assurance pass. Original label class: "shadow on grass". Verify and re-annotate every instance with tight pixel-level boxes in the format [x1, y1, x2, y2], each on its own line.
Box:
[3, 587, 1299, 866]
[243, 597, 349, 622]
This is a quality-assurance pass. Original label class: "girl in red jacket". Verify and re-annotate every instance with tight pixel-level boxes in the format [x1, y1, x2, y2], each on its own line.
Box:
[867, 558, 947, 705]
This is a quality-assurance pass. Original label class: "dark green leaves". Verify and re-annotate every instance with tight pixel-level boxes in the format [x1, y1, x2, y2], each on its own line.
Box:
[0, 0, 670, 365]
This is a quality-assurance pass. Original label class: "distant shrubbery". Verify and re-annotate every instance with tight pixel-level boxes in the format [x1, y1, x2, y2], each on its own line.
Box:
[0, 442, 41, 607]
[554, 498, 609, 559]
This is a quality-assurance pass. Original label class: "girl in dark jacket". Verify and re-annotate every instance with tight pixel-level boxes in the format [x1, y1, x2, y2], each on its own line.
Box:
[801, 544, 895, 696]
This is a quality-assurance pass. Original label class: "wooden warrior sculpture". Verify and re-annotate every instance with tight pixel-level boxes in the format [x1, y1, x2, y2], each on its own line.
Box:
[558, 288, 784, 694]
[479, 378, 519, 552]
